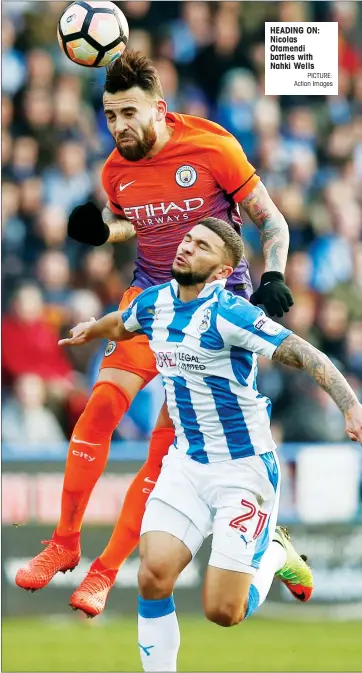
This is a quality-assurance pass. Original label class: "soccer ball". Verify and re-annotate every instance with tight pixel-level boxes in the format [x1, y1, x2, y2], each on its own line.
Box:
[57, 1, 129, 68]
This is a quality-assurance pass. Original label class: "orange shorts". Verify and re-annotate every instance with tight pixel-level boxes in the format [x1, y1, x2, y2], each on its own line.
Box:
[100, 286, 158, 385]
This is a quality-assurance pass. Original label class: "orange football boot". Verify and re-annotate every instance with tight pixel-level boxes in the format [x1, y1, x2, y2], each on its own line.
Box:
[15, 531, 80, 591]
[70, 558, 117, 618]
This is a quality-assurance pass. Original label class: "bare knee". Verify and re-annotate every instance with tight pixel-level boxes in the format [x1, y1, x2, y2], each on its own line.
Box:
[205, 598, 248, 627]
[138, 559, 175, 600]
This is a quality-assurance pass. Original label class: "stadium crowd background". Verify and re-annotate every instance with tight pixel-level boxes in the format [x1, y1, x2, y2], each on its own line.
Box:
[2, 0, 362, 450]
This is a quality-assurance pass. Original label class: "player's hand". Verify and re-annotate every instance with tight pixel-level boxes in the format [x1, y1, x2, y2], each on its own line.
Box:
[344, 402, 362, 445]
[68, 202, 110, 246]
[58, 317, 97, 347]
[250, 271, 294, 318]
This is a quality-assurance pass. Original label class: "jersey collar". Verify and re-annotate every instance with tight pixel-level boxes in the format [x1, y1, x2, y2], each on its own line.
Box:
[170, 278, 226, 301]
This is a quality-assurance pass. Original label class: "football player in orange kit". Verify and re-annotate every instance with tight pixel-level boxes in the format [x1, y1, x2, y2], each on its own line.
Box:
[16, 51, 293, 617]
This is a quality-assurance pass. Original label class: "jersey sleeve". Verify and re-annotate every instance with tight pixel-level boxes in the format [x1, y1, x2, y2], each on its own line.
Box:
[101, 162, 125, 216]
[208, 135, 260, 203]
[217, 292, 292, 359]
[122, 299, 143, 334]
[121, 286, 160, 339]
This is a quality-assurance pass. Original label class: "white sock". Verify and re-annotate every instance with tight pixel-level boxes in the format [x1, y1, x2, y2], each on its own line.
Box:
[138, 596, 180, 672]
[245, 541, 286, 618]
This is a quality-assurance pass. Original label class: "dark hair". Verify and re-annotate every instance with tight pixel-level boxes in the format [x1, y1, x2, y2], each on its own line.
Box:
[105, 50, 163, 98]
[198, 217, 244, 268]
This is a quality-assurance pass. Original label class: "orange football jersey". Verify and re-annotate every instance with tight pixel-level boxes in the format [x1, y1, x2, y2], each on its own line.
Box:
[102, 112, 259, 296]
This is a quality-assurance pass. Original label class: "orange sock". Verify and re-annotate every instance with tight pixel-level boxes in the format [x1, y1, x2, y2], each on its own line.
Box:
[99, 426, 175, 569]
[56, 382, 131, 536]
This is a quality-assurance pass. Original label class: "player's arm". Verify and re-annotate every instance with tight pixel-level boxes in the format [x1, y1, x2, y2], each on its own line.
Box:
[238, 181, 293, 318]
[68, 201, 135, 246]
[219, 296, 362, 443]
[102, 202, 136, 243]
[59, 290, 147, 347]
[210, 135, 293, 317]
[68, 160, 135, 246]
[59, 312, 134, 346]
[273, 334, 362, 443]
[239, 181, 289, 274]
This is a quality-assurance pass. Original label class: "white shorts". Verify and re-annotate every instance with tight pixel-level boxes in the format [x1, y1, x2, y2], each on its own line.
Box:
[141, 449, 280, 576]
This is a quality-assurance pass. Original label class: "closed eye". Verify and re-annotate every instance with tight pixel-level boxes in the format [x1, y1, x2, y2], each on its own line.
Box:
[197, 240, 212, 251]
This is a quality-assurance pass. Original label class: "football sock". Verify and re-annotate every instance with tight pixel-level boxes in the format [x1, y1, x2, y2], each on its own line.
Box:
[99, 427, 175, 569]
[138, 596, 180, 672]
[56, 382, 131, 536]
[52, 529, 80, 550]
[245, 541, 286, 618]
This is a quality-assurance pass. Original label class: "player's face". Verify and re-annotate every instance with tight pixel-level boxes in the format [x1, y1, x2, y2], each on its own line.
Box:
[171, 225, 233, 286]
[103, 87, 159, 161]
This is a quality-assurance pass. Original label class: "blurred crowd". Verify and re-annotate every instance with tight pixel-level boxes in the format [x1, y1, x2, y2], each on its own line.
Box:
[2, 0, 362, 450]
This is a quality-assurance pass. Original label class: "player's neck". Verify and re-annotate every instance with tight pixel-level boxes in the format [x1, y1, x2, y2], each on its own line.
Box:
[146, 122, 173, 159]
[178, 283, 206, 303]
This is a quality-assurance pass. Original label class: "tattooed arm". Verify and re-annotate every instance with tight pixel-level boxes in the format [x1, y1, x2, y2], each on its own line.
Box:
[238, 181, 293, 317]
[273, 334, 362, 443]
[102, 202, 136, 243]
[239, 181, 289, 273]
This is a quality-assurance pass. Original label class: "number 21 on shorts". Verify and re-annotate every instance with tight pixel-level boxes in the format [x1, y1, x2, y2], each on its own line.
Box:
[229, 499, 267, 540]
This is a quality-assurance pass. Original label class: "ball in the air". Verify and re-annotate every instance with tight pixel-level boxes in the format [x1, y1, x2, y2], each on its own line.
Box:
[57, 1, 129, 68]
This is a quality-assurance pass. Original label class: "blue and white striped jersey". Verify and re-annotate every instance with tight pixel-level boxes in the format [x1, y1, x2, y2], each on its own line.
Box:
[122, 279, 291, 463]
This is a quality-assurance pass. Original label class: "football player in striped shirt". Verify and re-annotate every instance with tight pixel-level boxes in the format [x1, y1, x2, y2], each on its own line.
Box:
[16, 49, 295, 614]
[59, 218, 362, 672]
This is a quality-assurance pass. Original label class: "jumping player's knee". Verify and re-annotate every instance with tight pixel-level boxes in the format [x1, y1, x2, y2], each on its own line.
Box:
[138, 558, 176, 600]
[204, 597, 248, 627]
[77, 382, 131, 434]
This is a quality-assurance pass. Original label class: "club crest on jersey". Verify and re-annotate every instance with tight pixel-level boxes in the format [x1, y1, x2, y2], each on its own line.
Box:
[198, 308, 211, 333]
[147, 307, 161, 321]
[104, 341, 116, 357]
[175, 165, 197, 188]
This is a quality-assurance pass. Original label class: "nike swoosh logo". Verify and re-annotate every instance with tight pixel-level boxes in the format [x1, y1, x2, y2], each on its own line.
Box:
[72, 436, 102, 447]
[144, 476, 157, 484]
[119, 181, 135, 192]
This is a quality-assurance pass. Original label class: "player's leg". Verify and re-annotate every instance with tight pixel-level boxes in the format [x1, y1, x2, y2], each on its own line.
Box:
[203, 451, 283, 624]
[203, 567, 253, 626]
[203, 541, 288, 627]
[70, 401, 174, 616]
[137, 453, 210, 671]
[57, 367, 140, 537]
[15, 367, 143, 592]
[203, 452, 312, 626]
[137, 527, 190, 673]
[99, 400, 174, 569]
[204, 529, 312, 626]
[15, 288, 155, 591]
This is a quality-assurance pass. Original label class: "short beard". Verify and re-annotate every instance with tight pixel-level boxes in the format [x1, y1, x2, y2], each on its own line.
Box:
[171, 265, 212, 287]
[115, 120, 157, 161]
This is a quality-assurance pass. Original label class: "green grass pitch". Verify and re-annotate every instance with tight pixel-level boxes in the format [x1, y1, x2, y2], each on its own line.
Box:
[3, 615, 362, 672]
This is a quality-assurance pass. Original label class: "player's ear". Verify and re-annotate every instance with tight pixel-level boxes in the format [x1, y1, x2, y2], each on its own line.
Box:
[155, 99, 167, 121]
[220, 265, 234, 278]
[216, 265, 233, 280]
